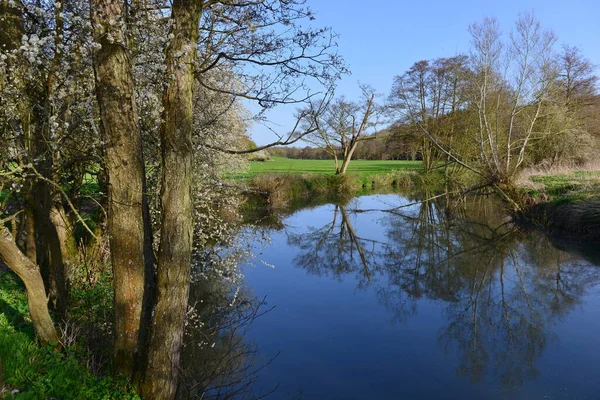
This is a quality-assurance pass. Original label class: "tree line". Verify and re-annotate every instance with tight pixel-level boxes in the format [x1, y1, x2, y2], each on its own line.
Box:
[268, 128, 421, 161]
[270, 15, 599, 187]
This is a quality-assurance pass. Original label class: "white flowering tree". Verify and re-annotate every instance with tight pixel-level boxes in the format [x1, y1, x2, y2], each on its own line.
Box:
[1, 0, 343, 397]
[1, 0, 100, 344]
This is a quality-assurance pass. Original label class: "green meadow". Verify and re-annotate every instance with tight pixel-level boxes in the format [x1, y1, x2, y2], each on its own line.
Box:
[246, 157, 422, 176]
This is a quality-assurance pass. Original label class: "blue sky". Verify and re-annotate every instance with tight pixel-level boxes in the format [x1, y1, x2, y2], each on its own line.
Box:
[250, 0, 600, 144]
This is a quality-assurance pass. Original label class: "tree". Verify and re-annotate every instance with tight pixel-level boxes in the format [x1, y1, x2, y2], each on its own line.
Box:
[0, 0, 94, 341]
[469, 15, 558, 181]
[389, 15, 563, 208]
[388, 56, 471, 172]
[528, 46, 600, 167]
[90, 0, 153, 375]
[139, 0, 201, 397]
[307, 85, 378, 174]
[557, 45, 598, 107]
[0, 180, 59, 345]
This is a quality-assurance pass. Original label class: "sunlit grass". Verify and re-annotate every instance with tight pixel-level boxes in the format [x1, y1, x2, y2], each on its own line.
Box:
[244, 157, 422, 177]
[518, 166, 600, 202]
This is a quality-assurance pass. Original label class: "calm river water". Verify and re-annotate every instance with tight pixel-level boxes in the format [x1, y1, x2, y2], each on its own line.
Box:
[239, 193, 600, 400]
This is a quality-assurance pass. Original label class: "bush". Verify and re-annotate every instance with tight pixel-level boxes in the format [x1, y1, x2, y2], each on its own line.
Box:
[248, 173, 364, 208]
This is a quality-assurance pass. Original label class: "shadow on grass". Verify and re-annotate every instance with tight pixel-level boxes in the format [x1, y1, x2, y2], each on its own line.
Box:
[0, 299, 34, 340]
[0, 271, 35, 339]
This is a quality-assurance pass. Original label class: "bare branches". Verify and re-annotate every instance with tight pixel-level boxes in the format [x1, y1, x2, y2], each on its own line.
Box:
[204, 86, 334, 155]
[388, 14, 566, 190]
[194, 0, 347, 109]
[304, 84, 379, 174]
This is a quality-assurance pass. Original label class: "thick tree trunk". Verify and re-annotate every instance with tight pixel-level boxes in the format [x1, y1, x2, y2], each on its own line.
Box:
[91, 0, 149, 376]
[27, 184, 68, 317]
[50, 203, 76, 267]
[141, 0, 201, 398]
[0, 227, 59, 346]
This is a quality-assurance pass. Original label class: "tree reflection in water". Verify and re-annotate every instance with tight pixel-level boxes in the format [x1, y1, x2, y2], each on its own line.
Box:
[286, 201, 382, 288]
[282, 194, 600, 388]
[178, 246, 276, 400]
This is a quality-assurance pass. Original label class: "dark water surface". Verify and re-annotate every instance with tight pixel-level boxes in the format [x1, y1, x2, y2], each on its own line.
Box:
[241, 194, 600, 400]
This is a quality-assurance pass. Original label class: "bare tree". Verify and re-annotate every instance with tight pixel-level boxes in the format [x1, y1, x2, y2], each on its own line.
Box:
[557, 45, 598, 108]
[307, 85, 378, 174]
[472, 15, 558, 179]
[388, 56, 470, 172]
[389, 15, 560, 208]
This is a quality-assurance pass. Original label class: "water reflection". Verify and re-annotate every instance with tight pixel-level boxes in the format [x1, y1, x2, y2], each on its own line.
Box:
[287, 204, 378, 287]
[179, 250, 275, 400]
[277, 194, 600, 390]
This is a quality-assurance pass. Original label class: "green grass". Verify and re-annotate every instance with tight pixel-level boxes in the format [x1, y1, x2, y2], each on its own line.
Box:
[246, 157, 422, 176]
[0, 271, 138, 400]
[528, 171, 600, 201]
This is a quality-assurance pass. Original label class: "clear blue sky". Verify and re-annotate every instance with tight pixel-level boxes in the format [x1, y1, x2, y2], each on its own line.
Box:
[250, 0, 600, 145]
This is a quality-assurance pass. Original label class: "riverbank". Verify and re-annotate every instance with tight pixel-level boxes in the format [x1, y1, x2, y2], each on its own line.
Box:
[243, 160, 600, 242]
[516, 168, 600, 240]
[246, 170, 422, 209]
[241, 157, 428, 208]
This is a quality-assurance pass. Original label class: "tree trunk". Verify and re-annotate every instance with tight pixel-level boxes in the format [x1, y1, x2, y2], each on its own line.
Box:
[90, 0, 149, 376]
[141, 0, 201, 398]
[0, 227, 59, 346]
[50, 202, 76, 267]
[1, 0, 62, 342]
[30, 192, 68, 317]
[334, 153, 340, 174]
[24, 207, 37, 263]
[339, 141, 359, 174]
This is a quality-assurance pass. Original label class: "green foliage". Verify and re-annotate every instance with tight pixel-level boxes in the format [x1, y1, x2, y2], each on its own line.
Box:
[359, 170, 420, 189]
[69, 271, 114, 329]
[0, 271, 138, 400]
[0, 190, 10, 204]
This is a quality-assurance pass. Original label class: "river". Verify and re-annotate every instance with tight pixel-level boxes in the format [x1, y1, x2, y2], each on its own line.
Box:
[236, 193, 600, 399]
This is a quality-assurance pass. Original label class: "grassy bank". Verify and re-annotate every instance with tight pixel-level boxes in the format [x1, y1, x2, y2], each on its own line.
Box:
[239, 157, 424, 209]
[518, 167, 600, 202]
[0, 270, 137, 400]
[517, 167, 600, 240]
[246, 169, 422, 209]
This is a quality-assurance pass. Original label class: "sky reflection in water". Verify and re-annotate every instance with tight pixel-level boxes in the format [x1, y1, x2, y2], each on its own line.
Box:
[242, 194, 600, 400]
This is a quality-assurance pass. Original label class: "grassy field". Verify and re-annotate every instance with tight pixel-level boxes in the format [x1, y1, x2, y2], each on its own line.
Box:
[247, 157, 422, 176]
